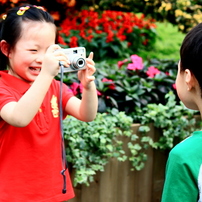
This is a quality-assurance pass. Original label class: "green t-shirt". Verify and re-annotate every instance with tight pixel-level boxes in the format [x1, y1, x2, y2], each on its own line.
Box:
[161, 131, 202, 202]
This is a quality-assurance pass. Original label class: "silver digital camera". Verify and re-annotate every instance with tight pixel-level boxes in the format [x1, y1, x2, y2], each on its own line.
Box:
[57, 47, 86, 73]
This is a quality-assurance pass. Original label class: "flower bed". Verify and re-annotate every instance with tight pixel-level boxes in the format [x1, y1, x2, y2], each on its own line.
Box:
[60, 55, 179, 121]
[57, 10, 157, 61]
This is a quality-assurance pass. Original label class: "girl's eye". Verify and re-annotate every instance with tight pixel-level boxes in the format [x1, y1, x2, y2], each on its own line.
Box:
[29, 49, 37, 52]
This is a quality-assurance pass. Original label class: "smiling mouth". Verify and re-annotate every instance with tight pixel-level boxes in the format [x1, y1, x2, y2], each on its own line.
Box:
[29, 67, 41, 72]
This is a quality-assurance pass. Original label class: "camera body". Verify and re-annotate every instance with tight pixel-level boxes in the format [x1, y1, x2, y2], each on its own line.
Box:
[57, 47, 86, 73]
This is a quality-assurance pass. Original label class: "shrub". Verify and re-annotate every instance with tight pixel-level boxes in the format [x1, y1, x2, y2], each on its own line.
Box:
[57, 10, 157, 61]
[58, 55, 178, 122]
[63, 92, 200, 185]
[128, 91, 200, 171]
[79, 0, 202, 33]
[63, 109, 135, 186]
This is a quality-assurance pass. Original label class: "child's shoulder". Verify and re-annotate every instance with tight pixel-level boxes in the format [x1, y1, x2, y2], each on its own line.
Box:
[170, 131, 202, 161]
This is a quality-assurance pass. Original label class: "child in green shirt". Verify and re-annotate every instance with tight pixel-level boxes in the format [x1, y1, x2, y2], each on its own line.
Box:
[161, 23, 202, 201]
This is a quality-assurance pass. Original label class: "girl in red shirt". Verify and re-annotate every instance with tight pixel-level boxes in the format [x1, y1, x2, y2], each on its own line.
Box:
[0, 4, 98, 202]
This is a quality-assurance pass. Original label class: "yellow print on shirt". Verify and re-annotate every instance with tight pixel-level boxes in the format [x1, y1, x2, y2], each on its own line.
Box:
[51, 95, 59, 118]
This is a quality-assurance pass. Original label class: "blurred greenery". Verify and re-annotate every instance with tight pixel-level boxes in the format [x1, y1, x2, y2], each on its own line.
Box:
[136, 22, 185, 61]
[79, 0, 202, 33]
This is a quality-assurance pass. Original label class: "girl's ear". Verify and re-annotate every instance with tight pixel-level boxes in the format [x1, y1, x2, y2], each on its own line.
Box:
[185, 69, 196, 91]
[0, 40, 10, 57]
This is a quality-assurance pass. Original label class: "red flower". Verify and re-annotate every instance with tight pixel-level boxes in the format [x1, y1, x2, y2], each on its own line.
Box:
[79, 30, 85, 38]
[127, 55, 143, 70]
[142, 39, 149, 46]
[117, 59, 128, 69]
[69, 36, 78, 48]
[128, 42, 132, 47]
[59, 10, 156, 52]
[95, 30, 103, 34]
[106, 29, 114, 43]
[146, 66, 161, 78]
[57, 35, 66, 45]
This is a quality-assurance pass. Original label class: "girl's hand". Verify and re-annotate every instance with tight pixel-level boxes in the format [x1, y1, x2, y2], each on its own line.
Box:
[41, 44, 70, 77]
[78, 52, 96, 89]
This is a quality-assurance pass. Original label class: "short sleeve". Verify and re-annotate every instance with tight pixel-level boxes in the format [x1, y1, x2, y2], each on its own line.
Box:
[161, 148, 199, 202]
[0, 87, 19, 110]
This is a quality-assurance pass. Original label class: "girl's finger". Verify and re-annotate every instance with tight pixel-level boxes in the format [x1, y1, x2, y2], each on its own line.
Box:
[87, 52, 94, 60]
[86, 58, 95, 66]
[46, 44, 61, 54]
[87, 64, 96, 75]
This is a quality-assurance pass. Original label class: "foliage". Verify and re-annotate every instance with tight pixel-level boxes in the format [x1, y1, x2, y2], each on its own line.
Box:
[80, 0, 202, 33]
[63, 109, 135, 186]
[137, 91, 200, 149]
[63, 92, 200, 185]
[128, 91, 201, 171]
[57, 10, 157, 61]
[97, 56, 178, 121]
[60, 54, 202, 185]
[138, 22, 185, 61]
[59, 55, 178, 122]
[143, 0, 202, 33]
[1, 0, 201, 33]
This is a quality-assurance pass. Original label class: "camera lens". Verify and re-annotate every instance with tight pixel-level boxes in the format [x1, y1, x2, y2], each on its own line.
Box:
[78, 59, 84, 66]
[71, 56, 85, 70]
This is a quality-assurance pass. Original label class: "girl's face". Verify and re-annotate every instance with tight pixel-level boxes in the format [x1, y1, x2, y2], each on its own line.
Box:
[8, 21, 56, 83]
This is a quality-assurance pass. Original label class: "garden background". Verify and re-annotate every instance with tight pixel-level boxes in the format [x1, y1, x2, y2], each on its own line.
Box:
[1, 0, 202, 201]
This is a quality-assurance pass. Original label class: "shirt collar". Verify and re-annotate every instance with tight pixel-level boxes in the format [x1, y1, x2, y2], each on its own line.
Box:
[0, 70, 31, 94]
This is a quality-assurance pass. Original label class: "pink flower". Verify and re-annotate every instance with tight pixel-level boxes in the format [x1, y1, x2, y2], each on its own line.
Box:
[70, 82, 80, 95]
[68, 88, 73, 94]
[102, 78, 116, 90]
[70, 82, 102, 96]
[97, 90, 102, 96]
[146, 66, 160, 78]
[127, 55, 143, 70]
[172, 83, 176, 90]
[79, 83, 83, 93]
[102, 78, 110, 82]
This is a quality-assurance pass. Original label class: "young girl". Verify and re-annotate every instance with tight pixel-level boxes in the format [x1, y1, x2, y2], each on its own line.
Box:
[161, 23, 202, 201]
[0, 4, 98, 202]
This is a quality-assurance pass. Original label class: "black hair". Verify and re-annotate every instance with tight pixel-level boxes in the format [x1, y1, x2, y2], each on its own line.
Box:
[0, 4, 55, 70]
[180, 23, 202, 90]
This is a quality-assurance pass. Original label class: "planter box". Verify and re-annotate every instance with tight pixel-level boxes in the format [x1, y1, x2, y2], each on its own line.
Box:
[69, 123, 169, 202]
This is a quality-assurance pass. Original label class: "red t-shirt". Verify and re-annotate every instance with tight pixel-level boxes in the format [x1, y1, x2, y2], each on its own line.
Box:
[0, 71, 75, 201]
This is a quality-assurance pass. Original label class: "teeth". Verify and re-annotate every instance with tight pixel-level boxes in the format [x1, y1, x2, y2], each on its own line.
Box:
[30, 67, 40, 72]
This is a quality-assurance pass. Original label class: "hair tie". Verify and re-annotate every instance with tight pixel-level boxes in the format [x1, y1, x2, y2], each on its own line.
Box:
[17, 6, 30, 15]
[16, 5, 46, 16]
[2, 14, 7, 20]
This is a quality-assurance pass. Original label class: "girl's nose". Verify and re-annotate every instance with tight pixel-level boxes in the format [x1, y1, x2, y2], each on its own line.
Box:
[35, 54, 44, 64]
